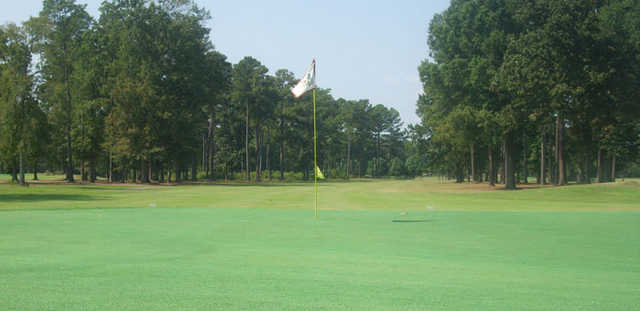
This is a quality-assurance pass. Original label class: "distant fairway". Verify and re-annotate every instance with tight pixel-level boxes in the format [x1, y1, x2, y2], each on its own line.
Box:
[1, 179, 639, 310]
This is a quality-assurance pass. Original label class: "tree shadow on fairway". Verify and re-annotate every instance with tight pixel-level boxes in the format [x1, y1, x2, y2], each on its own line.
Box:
[391, 219, 434, 223]
[0, 193, 100, 203]
[0, 205, 145, 212]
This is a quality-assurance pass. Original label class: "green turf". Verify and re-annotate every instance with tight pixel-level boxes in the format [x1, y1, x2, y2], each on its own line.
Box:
[1, 178, 639, 211]
[1, 179, 639, 310]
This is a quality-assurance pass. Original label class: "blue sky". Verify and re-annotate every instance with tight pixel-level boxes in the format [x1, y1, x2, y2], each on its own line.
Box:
[1, 0, 450, 125]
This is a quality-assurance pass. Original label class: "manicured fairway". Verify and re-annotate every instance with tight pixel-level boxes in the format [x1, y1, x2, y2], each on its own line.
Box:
[1, 179, 639, 310]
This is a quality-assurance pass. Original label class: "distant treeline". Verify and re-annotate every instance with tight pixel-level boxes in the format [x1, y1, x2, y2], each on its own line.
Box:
[0, 0, 414, 184]
[417, 0, 640, 188]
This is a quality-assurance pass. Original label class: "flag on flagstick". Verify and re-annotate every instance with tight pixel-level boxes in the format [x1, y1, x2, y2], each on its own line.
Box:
[291, 59, 319, 218]
[291, 60, 316, 98]
[315, 166, 325, 180]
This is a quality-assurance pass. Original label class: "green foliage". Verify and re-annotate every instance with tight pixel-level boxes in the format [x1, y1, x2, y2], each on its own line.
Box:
[26, 0, 93, 181]
[0, 23, 45, 182]
[1, 0, 426, 183]
[389, 157, 406, 176]
[417, 0, 640, 187]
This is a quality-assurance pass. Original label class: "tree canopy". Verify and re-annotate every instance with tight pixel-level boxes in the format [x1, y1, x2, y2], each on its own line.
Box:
[418, 0, 640, 188]
[0, 0, 412, 183]
[2, 0, 638, 185]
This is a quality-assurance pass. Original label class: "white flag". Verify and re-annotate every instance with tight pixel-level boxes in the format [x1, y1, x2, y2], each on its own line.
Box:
[291, 59, 317, 98]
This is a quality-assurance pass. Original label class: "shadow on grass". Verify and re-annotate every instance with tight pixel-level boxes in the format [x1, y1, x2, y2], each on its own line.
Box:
[391, 219, 434, 223]
[4, 178, 379, 187]
[0, 193, 100, 203]
[0, 205, 144, 212]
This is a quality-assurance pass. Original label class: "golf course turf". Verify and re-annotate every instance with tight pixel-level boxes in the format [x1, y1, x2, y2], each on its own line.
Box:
[1, 178, 639, 310]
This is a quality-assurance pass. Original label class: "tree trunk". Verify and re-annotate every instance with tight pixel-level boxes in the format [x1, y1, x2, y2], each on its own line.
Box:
[523, 131, 528, 184]
[19, 151, 25, 185]
[597, 148, 603, 183]
[133, 167, 137, 183]
[346, 137, 351, 180]
[279, 98, 285, 181]
[33, 158, 39, 181]
[540, 132, 545, 184]
[488, 147, 495, 186]
[279, 142, 284, 181]
[245, 101, 250, 182]
[208, 115, 216, 181]
[470, 143, 477, 182]
[267, 142, 272, 181]
[556, 114, 566, 185]
[499, 143, 505, 184]
[109, 151, 113, 183]
[583, 151, 591, 184]
[611, 153, 616, 182]
[66, 130, 73, 182]
[375, 132, 380, 177]
[65, 93, 73, 182]
[548, 133, 554, 185]
[326, 162, 330, 179]
[81, 158, 86, 182]
[191, 154, 197, 182]
[139, 160, 145, 183]
[148, 158, 152, 183]
[223, 162, 228, 182]
[255, 122, 262, 182]
[174, 162, 180, 183]
[202, 134, 207, 177]
[493, 149, 499, 185]
[504, 133, 516, 190]
[602, 151, 611, 182]
[11, 160, 18, 183]
[551, 121, 558, 184]
[581, 127, 592, 184]
[90, 155, 96, 183]
[140, 158, 149, 183]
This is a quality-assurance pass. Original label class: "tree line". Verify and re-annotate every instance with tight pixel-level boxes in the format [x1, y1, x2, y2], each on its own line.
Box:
[417, 0, 640, 189]
[0, 0, 412, 184]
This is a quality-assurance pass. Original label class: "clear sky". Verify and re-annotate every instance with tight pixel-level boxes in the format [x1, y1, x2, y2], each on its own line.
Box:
[1, 0, 450, 125]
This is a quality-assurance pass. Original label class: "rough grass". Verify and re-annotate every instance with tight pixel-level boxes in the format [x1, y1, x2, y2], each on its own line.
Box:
[1, 177, 639, 211]
[0, 178, 639, 310]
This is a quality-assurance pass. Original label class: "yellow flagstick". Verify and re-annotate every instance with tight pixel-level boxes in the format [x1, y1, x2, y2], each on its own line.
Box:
[313, 88, 318, 218]
[290, 59, 318, 218]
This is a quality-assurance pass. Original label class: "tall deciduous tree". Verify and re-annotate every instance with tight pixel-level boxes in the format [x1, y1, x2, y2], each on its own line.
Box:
[232, 56, 268, 181]
[29, 0, 92, 182]
[0, 24, 37, 185]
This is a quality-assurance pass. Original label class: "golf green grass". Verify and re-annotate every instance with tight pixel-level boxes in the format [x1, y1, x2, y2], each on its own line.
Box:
[1, 179, 639, 310]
